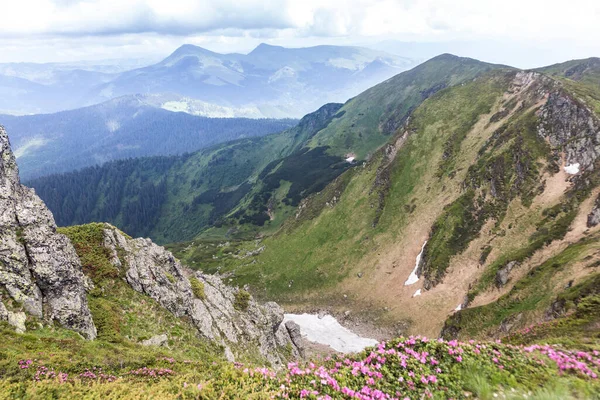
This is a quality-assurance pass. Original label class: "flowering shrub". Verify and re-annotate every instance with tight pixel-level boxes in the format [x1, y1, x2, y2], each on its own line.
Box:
[237, 336, 600, 399]
[79, 367, 118, 382]
[128, 367, 174, 379]
[9, 337, 600, 398]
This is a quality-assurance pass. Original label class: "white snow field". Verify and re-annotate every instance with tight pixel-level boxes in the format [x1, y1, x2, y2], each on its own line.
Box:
[404, 241, 427, 286]
[283, 313, 378, 353]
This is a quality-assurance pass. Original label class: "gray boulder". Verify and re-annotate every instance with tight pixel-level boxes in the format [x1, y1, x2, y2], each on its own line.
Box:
[141, 334, 169, 347]
[496, 261, 518, 287]
[0, 126, 96, 339]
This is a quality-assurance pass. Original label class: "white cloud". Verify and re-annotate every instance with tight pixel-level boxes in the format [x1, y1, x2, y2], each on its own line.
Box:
[0, 0, 598, 63]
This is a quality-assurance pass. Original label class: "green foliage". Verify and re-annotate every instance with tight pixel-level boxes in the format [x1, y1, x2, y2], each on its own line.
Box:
[165, 272, 175, 284]
[1, 331, 598, 399]
[310, 54, 507, 159]
[57, 223, 221, 359]
[423, 190, 484, 284]
[31, 104, 341, 244]
[58, 223, 121, 281]
[234, 290, 251, 312]
[10, 105, 296, 180]
[189, 277, 206, 300]
[89, 297, 122, 343]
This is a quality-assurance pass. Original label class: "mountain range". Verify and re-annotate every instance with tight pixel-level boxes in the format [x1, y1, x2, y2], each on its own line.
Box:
[28, 54, 498, 242]
[2, 96, 295, 180]
[0, 44, 415, 119]
[1, 52, 600, 397]
[27, 53, 600, 341]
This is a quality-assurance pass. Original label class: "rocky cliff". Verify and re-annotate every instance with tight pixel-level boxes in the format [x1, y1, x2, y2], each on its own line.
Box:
[102, 225, 300, 366]
[0, 126, 96, 339]
[0, 125, 299, 366]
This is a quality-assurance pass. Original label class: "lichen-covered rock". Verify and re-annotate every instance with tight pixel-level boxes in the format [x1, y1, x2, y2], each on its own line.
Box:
[7, 310, 26, 334]
[0, 126, 96, 339]
[0, 300, 8, 321]
[285, 320, 305, 357]
[102, 225, 301, 367]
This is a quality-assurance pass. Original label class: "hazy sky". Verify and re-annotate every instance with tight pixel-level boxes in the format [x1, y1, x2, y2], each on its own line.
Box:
[0, 0, 599, 68]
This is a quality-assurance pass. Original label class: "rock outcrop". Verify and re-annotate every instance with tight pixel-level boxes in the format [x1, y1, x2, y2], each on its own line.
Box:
[0, 126, 96, 339]
[588, 195, 600, 228]
[102, 225, 301, 366]
[538, 90, 600, 172]
[496, 261, 519, 287]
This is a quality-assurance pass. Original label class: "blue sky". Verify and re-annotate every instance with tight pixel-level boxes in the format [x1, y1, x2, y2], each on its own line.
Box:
[0, 0, 598, 68]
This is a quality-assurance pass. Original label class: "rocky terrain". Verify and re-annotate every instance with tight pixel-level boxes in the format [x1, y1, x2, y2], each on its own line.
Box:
[168, 58, 600, 346]
[1, 55, 600, 399]
[0, 126, 96, 339]
[101, 224, 300, 366]
[0, 125, 299, 366]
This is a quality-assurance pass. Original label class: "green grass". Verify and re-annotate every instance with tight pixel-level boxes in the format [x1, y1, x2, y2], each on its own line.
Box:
[234, 290, 251, 312]
[310, 54, 507, 159]
[189, 276, 206, 300]
[1, 327, 598, 399]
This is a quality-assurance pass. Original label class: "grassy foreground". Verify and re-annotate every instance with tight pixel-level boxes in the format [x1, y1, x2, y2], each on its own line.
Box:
[0, 330, 598, 399]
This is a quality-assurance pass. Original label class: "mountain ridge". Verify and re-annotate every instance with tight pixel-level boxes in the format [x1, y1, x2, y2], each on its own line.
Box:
[29, 53, 500, 242]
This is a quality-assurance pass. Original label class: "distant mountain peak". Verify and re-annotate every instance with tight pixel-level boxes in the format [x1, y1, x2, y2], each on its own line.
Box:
[249, 43, 285, 55]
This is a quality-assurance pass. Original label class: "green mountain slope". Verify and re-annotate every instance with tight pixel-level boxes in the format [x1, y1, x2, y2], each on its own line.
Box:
[173, 59, 600, 342]
[28, 103, 344, 243]
[307, 54, 507, 159]
[29, 55, 502, 243]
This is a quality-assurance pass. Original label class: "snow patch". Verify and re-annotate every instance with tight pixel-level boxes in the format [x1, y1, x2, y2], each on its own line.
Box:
[404, 241, 427, 286]
[283, 313, 378, 353]
[412, 289, 422, 297]
[564, 163, 580, 175]
[346, 156, 355, 163]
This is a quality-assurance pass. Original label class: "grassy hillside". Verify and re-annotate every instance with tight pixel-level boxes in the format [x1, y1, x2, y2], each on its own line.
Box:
[28, 104, 342, 243]
[308, 54, 507, 159]
[171, 60, 600, 343]
[30, 55, 502, 245]
[3, 224, 598, 398]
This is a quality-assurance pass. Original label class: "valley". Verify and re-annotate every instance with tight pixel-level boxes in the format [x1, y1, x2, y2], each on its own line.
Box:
[1, 46, 600, 398]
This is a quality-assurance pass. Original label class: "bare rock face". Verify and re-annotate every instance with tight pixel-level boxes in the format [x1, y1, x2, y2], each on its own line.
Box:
[141, 334, 169, 347]
[0, 126, 96, 339]
[537, 91, 600, 172]
[102, 226, 301, 367]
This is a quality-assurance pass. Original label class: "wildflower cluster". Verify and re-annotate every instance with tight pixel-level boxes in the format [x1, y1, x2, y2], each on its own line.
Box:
[239, 336, 599, 399]
[18, 360, 70, 384]
[523, 345, 599, 378]
[128, 366, 175, 379]
[79, 367, 118, 382]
